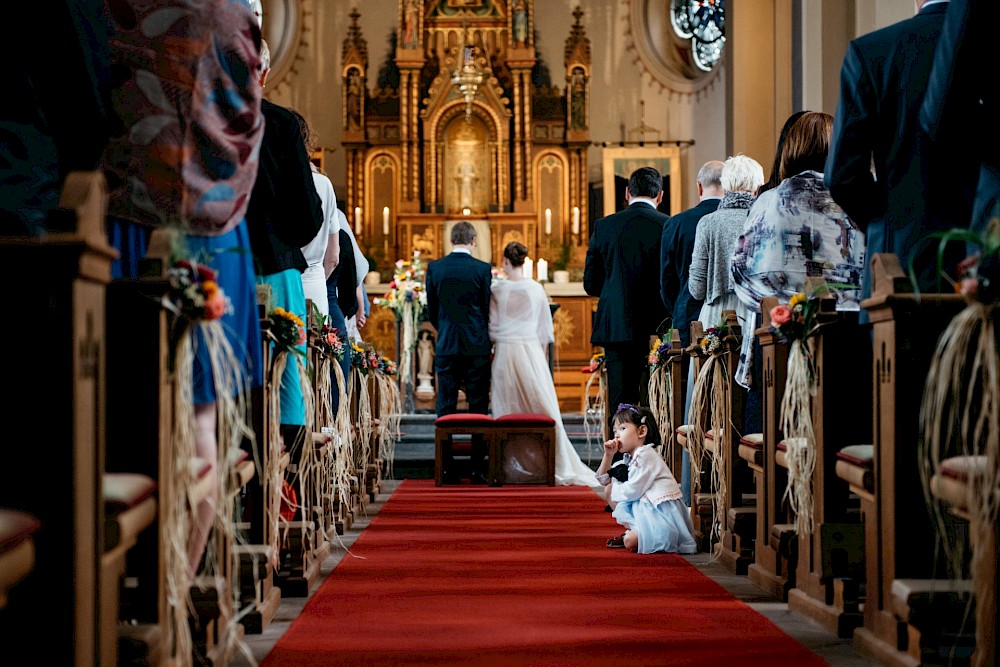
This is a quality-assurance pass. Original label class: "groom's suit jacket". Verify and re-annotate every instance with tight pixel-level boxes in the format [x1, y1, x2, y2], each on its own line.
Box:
[424, 251, 492, 357]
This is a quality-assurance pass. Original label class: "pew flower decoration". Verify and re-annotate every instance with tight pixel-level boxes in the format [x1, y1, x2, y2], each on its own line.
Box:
[166, 259, 232, 321]
[350, 341, 385, 376]
[373, 250, 426, 385]
[315, 323, 346, 361]
[378, 356, 398, 376]
[647, 335, 673, 370]
[698, 325, 728, 355]
[268, 307, 306, 353]
[917, 219, 999, 660]
[588, 352, 605, 372]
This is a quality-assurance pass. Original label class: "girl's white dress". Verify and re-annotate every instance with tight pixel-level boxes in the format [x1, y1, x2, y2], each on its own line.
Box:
[598, 444, 698, 554]
[489, 278, 598, 486]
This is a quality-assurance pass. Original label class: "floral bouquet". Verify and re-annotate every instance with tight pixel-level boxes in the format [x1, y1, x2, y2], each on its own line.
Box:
[314, 323, 346, 361]
[267, 307, 306, 353]
[647, 336, 672, 370]
[377, 356, 398, 376]
[350, 341, 383, 376]
[588, 352, 605, 372]
[698, 325, 728, 355]
[373, 251, 428, 319]
[166, 259, 232, 322]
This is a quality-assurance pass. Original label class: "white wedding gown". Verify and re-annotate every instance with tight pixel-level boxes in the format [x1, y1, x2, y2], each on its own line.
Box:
[489, 278, 599, 486]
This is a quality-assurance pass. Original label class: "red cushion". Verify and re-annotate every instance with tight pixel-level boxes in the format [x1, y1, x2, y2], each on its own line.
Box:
[776, 440, 787, 452]
[0, 508, 41, 555]
[740, 433, 764, 449]
[495, 413, 555, 427]
[104, 473, 157, 515]
[939, 455, 986, 482]
[836, 444, 874, 468]
[434, 413, 495, 426]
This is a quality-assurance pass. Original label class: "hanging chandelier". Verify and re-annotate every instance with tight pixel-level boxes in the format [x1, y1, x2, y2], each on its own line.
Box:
[451, 27, 485, 119]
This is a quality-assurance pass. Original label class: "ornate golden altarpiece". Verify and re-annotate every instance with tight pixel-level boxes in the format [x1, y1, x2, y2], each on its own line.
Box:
[340, 1, 592, 271]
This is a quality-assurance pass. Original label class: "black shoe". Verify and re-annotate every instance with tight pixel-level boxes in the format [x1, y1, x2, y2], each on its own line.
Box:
[603, 504, 613, 512]
[606, 533, 626, 549]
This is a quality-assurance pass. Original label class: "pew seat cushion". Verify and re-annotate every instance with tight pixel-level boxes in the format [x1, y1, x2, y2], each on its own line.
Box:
[775, 448, 787, 469]
[0, 509, 41, 555]
[835, 461, 874, 494]
[104, 473, 157, 515]
[891, 578, 972, 627]
[931, 454, 987, 513]
[836, 444, 874, 468]
[740, 433, 763, 448]
[938, 455, 987, 482]
[434, 413, 495, 427]
[675, 425, 692, 445]
[495, 413, 556, 427]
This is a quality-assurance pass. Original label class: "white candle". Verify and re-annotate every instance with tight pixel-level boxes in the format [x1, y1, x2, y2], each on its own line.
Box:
[572, 206, 580, 235]
[354, 206, 362, 235]
[524, 257, 533, 280]
[537, 258, 548, 282]
[544, 208, 552, 236]
[382, 206, 390, 236]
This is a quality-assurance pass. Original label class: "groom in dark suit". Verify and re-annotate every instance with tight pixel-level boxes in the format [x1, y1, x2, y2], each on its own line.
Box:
[825, 0, 979, 301]
[584, 166, 670, 439]
[425, 221, 493, 482]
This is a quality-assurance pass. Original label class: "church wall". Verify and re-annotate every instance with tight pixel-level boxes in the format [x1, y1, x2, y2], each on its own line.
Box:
[261, 0, 923, 216]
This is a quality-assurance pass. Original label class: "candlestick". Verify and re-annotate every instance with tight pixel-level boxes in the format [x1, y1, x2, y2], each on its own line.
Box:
[544, 208, 552, 236]
[382, 206, 390, 236]
[537, 258, 548, 282]
[524, 257, 533, 280]
[572, 206, 580, 236]
[354, 206, 362, 235]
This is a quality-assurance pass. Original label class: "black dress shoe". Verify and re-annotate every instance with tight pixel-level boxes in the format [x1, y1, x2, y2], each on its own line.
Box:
[603, 504, 613, 512]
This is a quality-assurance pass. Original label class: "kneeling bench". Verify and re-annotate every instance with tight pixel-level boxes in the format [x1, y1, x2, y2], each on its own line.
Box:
[434, 413, 557, 486]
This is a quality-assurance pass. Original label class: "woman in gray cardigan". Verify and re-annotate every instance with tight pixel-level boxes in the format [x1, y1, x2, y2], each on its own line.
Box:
[688, 154, 765, 332]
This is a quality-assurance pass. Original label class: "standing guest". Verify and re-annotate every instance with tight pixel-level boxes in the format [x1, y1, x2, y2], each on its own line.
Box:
[245, 39, 325, 455]
[732, 112, 865, 389]
[101, 0, 264, 574]
[758, 111, 808, 198]
[425, 221, 493, 484]
[825, 0, 979, 301]
[660, 160, 725, 349]
[585, 166, 670, 440]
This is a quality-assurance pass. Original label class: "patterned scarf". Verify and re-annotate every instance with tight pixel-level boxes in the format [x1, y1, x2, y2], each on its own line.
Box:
[719, 191, 756, 210]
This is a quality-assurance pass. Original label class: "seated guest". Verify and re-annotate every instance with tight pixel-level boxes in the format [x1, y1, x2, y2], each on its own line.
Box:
[731, 111, 865, 388]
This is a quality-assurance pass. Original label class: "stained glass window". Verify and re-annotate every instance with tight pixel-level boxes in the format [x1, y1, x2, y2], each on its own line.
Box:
[670, 0, 726, 72]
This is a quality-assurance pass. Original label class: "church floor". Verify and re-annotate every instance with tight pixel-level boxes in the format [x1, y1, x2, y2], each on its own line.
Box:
[232, 479, 877, 667]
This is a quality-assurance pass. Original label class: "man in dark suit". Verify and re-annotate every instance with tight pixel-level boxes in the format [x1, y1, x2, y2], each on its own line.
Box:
[919, 0, 999, 241]
[660, 160, 725, 348]
[825, 0, 979, 301]
[425, 221, 493, 482]
[584, 166, 670, 438]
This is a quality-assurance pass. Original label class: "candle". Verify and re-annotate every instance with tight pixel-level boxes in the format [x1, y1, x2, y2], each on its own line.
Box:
[537, 258, 548, 282]
[524, 257, 533, 280]
[572, 206, 580, 235]
[544, 208, 552, 236]
[354, 206, 362, 235]
[382, 206, 390, 236]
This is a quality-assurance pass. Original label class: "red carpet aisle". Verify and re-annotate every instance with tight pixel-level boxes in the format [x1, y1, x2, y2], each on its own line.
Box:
[261, 480, 827, 666]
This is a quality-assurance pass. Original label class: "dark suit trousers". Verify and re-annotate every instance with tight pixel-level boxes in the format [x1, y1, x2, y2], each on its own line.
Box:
[602, 340, 652, 440]
[435, 353, 492, 472]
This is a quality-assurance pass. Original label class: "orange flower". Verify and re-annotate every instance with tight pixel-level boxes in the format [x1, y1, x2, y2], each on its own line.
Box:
[770, 304, 792, 326]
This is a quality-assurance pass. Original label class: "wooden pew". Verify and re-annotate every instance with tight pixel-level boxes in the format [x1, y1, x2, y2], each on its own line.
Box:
[0, 172, 113, 665]
[745, 298, 794, 600]
[845, 254, 969, 665]
[786, 299, 870, 638]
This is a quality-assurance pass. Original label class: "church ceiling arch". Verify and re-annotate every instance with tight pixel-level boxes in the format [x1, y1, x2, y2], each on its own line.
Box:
[624, 0, 724, 99]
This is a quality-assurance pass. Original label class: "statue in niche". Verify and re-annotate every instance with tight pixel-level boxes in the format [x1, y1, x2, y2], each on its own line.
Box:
[456, 159, 478, 210]
[512, 0, 528, 47]
[402, 0, 418, 48]
[570, 69, 586, 130]
[415, 329, 436, 400]
[346, 71, 362, 130]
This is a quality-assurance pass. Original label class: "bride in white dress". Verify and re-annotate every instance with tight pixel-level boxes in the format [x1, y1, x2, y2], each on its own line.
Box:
[489, 241, 599, 486]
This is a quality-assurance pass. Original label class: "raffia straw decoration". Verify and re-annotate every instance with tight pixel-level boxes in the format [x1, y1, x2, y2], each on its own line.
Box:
[583, 366, 606, 464]
[352, 368, 373, 492]
[780, 339, 817, 536]
[291, 354, 316, 553]
[647, 363, 672, 462]
[197, 320, 254, 664]
[312, 354, 334, 539]
[399, 301, 419, 386]
[709, 356, 731, 545]
[686, 357, 716, 483]
[376, 373, 402, 481]
[265, 351, 288, 570]
[331, 360, 353, 510]
[166, 328, 196, 663]
[919, 302, 998, 667]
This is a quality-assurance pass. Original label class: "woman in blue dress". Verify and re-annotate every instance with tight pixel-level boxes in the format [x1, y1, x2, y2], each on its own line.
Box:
[597, 404, 698, 554]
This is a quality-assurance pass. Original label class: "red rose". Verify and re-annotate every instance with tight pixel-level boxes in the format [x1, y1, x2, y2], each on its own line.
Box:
[204, 294, 227, 320]
[770, 304, 792, 326]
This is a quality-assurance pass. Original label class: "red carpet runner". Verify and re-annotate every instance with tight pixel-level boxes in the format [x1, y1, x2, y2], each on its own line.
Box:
[262, 480, 827, 666]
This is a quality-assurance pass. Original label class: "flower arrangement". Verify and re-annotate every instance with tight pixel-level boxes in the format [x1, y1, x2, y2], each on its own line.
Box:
[588, 352, 605, 372]
[928, 219, 1000, 305]
[647, 336, 672, 369]
[268, 307, 306, 352]
[314, 323, 346, 360]
[698, 325, 728, 355]
[166, 259, 232, 321]
[373, 250, 427, 319]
